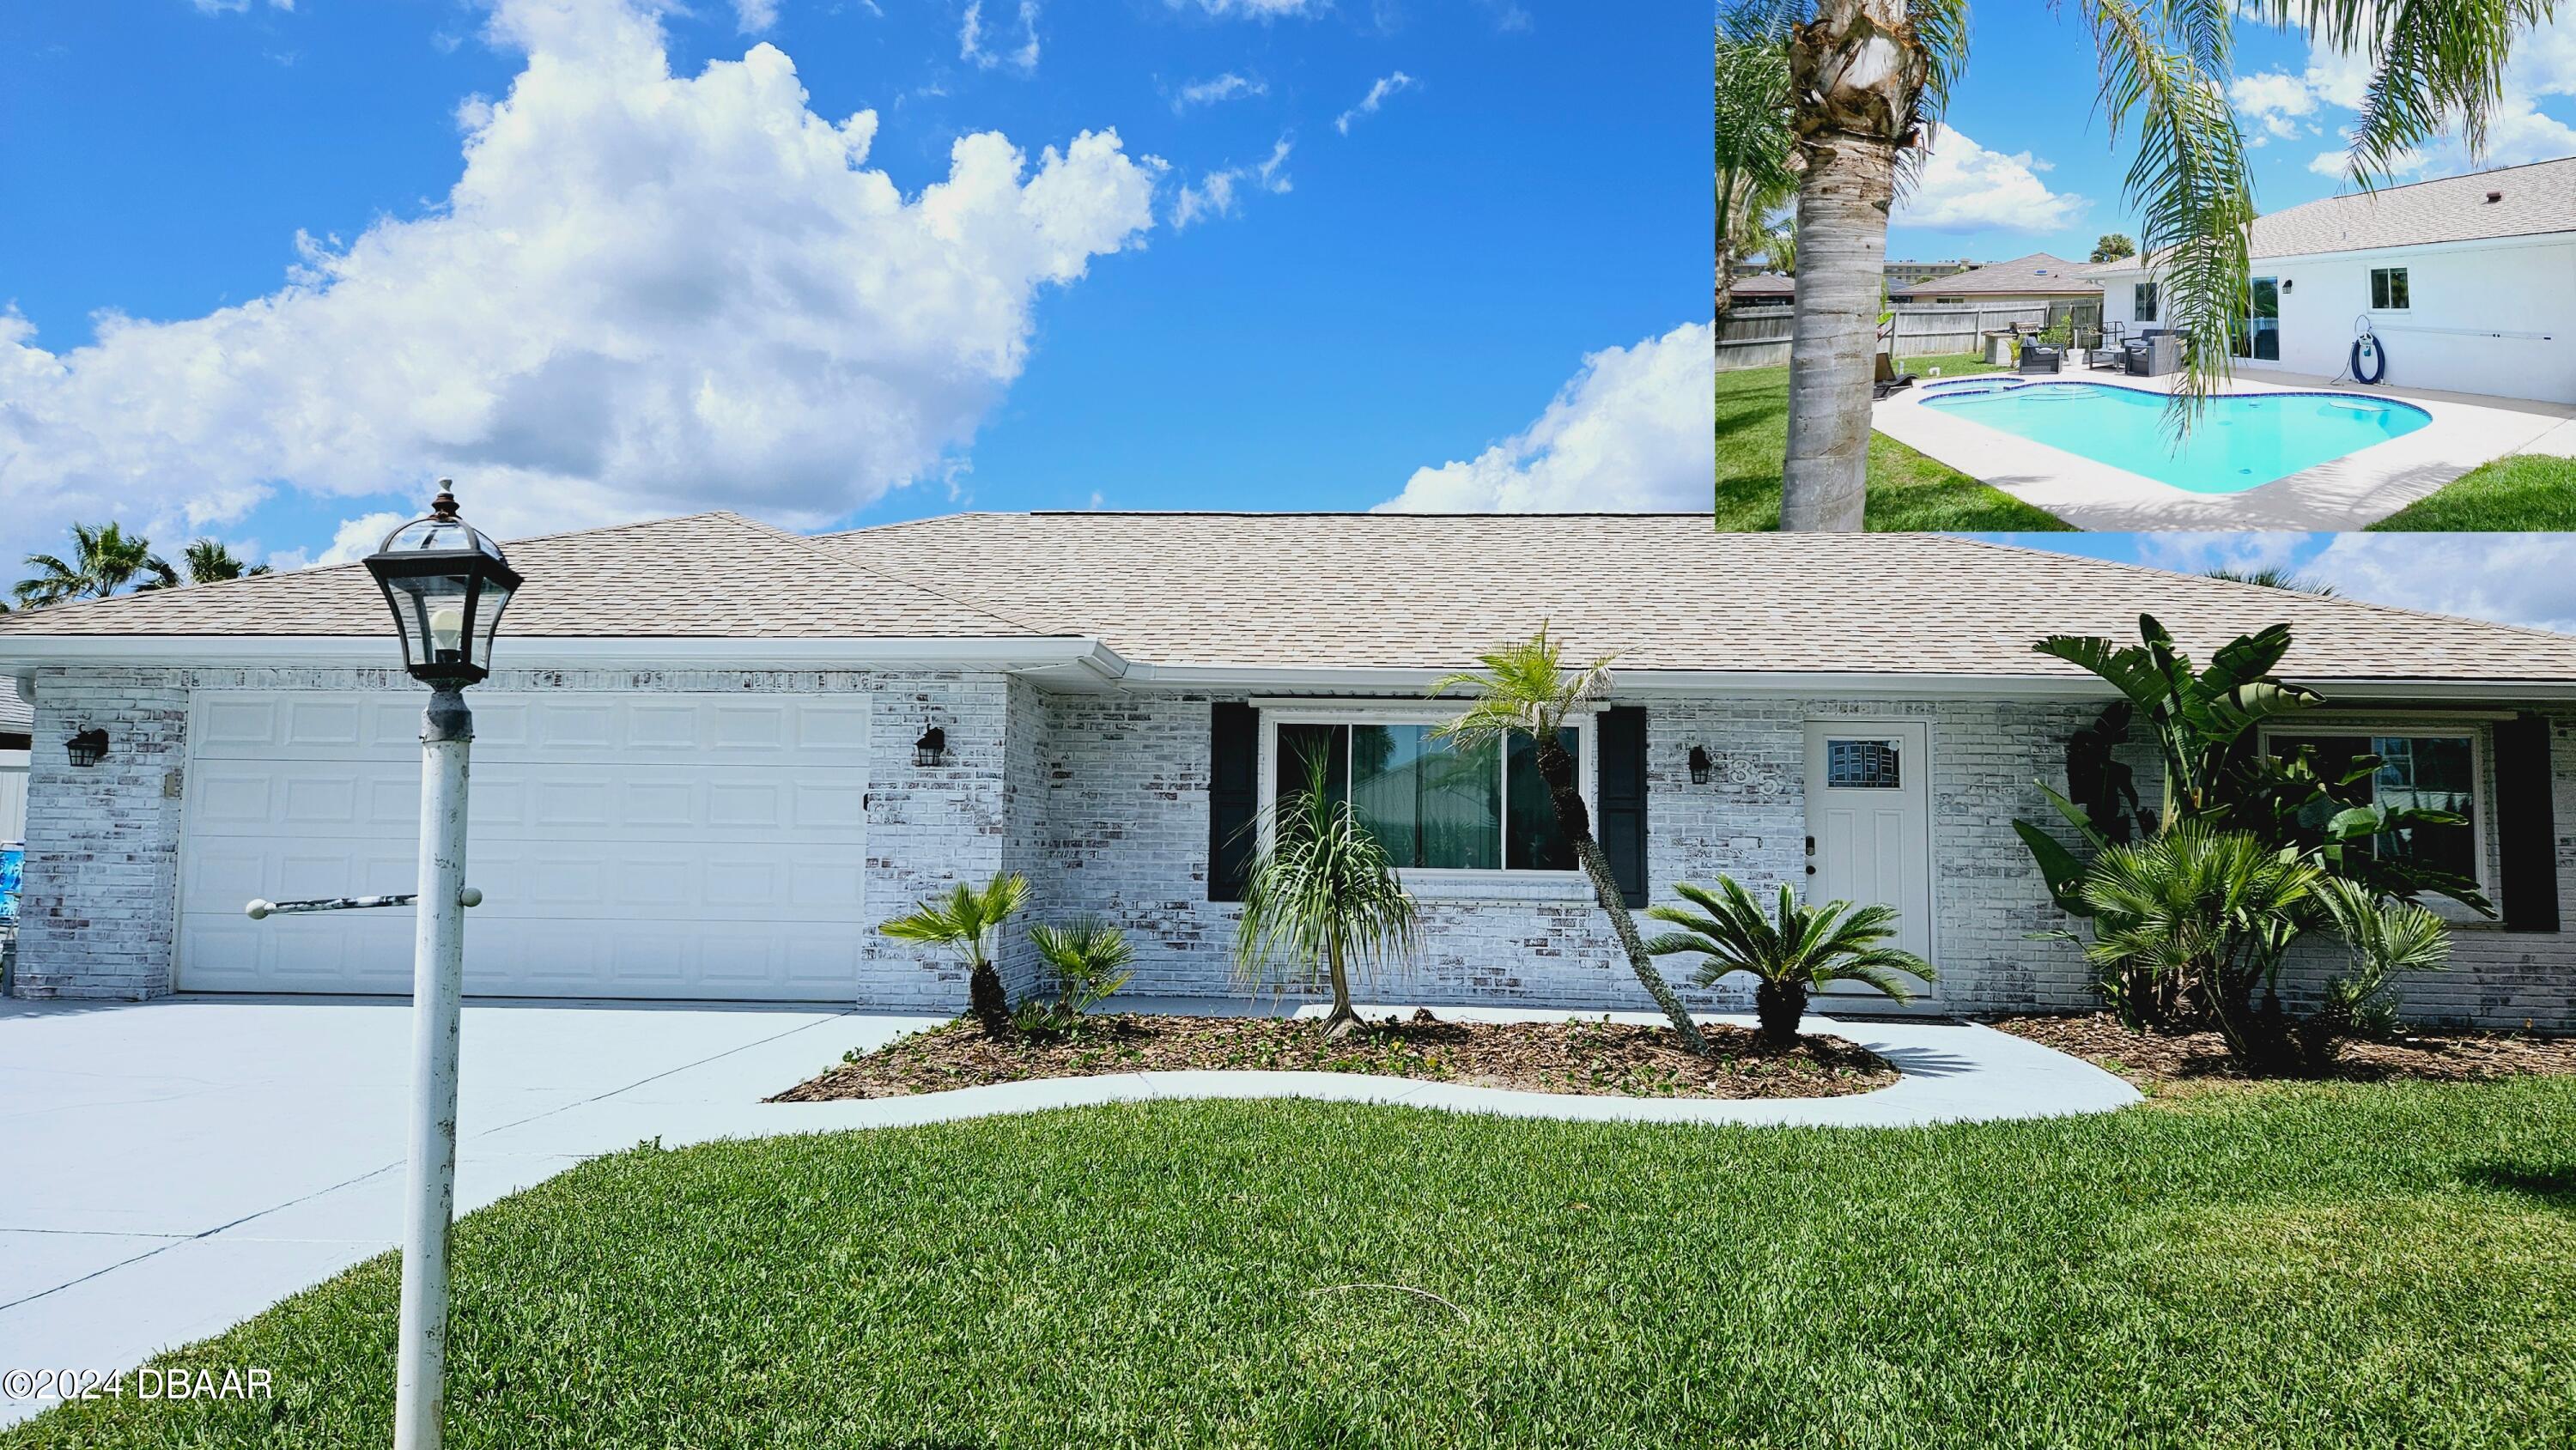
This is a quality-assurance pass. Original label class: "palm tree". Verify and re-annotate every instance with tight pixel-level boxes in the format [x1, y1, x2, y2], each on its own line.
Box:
[1233, 752, 1423, 1038]
[1753, 0, 2527, 530]
[1644, 877, 1934, 1047]
[879, 873, 1030, 1035]
[2090, 232, 2138, 264]
[141, 539, 272, 588]
[1431, 627, 1710, 1054]
[1714, 33, 1796, 316]
[15, 522, 175, 607]
[1757, 218, 1796, 276]
[2075, 824, 2319, 1071]
[2203, 565, 2335, 596]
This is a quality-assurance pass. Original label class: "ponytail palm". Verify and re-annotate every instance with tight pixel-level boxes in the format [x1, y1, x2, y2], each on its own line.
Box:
[1234, 755, 1422, 1037]
[1645, 877, 1934, 1047]
[1432, 626, 1710, 1055]
[880, 872, 1030, 1036]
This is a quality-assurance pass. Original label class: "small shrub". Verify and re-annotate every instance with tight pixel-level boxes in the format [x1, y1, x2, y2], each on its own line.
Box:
[1021, 918, 1135, 1035]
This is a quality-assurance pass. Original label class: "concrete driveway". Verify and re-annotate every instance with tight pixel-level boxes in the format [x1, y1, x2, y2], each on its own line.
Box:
[0, 995, 919, 1427]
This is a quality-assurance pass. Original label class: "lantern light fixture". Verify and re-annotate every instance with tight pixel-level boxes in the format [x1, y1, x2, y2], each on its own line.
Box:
[914, 725, 948, 767]
[1687, 744, 1712, 785]
[65, 728, 109, 768]
[362, 482, 523, 689]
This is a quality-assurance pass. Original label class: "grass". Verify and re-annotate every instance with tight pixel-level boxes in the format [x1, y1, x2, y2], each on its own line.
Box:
[1893, 349, 2011, 379]
[16, 1082, 2576, 1448]
[1713, 364, 2072, 531]
[2366, 452, 2576, 531]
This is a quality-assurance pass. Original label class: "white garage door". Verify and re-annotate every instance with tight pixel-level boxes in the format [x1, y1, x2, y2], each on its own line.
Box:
[178, 690, 872, 1000]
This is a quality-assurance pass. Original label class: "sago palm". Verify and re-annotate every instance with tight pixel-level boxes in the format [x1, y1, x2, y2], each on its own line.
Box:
[1234, 753, 1423, 1037]
[15, 522, 175, 607]
[1740, 0, 2539, 530]
[879, 872, 1030, 1035]
[1644, 877, 1934, 1047]
[1432, 626, 1710, 1054]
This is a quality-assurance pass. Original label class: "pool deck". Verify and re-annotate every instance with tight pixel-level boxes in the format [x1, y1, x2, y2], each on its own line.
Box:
[1873, 367, 2576, 530]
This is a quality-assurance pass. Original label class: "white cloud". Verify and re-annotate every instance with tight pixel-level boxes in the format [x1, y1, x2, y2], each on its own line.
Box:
[1163, 0, 1319, 16]
[1378, 322, 1714, 513]
[959, 0, 1038, 72]
[733, 0, 779, 34]
[0, 0, 1158, 566]
[2306, 534, 2576, 634]
[2230, 70, 2317, 143]
[1892, 127, 2085, 233]
[1334, 71, 1414, 135]
[2126, 531, 2312, 579]
[2289, 15, 2576, 180]
[1173, 71, 1264, 112]
[1173, 134, 1291, 227]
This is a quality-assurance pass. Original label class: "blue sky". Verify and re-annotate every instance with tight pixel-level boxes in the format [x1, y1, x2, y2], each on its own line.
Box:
[1886, 9, 2576, 266]
[0, 0, 1709, 572]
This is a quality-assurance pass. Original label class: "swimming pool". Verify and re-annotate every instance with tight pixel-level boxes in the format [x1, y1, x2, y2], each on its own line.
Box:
[1917, 379, 2432, 493]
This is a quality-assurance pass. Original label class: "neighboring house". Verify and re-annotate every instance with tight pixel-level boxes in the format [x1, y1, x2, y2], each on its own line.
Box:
[1726, 272, 1795, 307]
[0, 513, 2569, 1028]
[0, 678, 29, 846]
[1886, 257, 1982, 288]
[2092, 157, 2576, 403]
[1888, 252, 2101, 306]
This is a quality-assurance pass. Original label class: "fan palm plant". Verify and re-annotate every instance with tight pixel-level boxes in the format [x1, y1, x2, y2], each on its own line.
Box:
[879, 872, 1030, 1036]
[1739, 0, 2537, 530]
[2075, 824, 2320, 1072]
[1233, 753, 1422, 1037]
[1431, 626, 1709, 1054]
[1026, 917, 1135, 1028]
[15, 522, 175, 607]
[1644, 877, 1934, 1047]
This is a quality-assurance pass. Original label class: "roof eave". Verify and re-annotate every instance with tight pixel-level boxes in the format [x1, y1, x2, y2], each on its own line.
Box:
[0, 633, 1132, 682]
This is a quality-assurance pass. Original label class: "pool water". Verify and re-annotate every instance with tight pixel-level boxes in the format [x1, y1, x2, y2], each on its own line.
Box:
[1917, 380, 2432, 493]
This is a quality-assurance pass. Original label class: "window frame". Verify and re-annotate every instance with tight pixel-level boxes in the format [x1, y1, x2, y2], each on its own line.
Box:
[1254, 701, 1597, 884]
[2133, 282, 2159, 322]
[2259, 721, 2494, 918]
[2370, 265, 2410, 311]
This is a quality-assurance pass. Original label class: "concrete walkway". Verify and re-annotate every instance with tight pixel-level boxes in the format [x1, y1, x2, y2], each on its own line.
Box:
[0, 995, 2135, 1426]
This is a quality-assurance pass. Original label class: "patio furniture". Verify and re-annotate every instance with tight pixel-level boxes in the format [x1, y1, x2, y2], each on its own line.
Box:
[2085, 321, 2128, 370]
[2123, 332, 2182, 377]
[2016, 340, 2063, 374]
[1873, 351, 1917, 399]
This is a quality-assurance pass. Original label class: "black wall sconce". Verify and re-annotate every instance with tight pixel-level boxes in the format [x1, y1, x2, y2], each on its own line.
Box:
[66, 728, 110, 768]
[914, 725, 948, 767]
[1687, 745, 1712, 785]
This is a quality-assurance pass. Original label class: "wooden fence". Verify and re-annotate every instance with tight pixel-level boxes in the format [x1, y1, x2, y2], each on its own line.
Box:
[1718, 297, 2103, 372]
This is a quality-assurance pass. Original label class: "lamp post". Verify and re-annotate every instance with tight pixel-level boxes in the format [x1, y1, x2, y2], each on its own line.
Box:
[361, 484, 519, 1450]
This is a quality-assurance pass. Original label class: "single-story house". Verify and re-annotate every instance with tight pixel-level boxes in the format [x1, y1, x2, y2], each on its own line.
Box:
[2091, 156, 2576, 403]
[1, 512, 2570, 1028]
[1726, 272, 1795, 307]
[1886, 252, 2100, 306]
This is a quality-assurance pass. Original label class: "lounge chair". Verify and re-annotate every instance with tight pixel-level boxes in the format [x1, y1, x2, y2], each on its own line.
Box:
[2016, 339, 2063, 374]
[1873, 351, 1917, 399]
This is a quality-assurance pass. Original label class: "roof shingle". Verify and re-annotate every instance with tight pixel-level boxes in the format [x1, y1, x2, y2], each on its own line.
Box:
[1887, 252, 2099, 299]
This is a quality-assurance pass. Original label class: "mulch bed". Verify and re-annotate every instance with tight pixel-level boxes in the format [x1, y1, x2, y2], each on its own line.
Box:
[770, 1010, 1899, 1102]
[1990, 1011, 2576, 1092]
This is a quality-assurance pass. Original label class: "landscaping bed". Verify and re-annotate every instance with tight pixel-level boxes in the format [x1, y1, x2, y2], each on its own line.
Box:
[1990, 1010, 2576, 1092]
[770, 1011, 1897, 1101]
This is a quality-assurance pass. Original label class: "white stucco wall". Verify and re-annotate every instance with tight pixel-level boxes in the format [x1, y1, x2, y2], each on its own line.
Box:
[2098, 236, 2576, 403]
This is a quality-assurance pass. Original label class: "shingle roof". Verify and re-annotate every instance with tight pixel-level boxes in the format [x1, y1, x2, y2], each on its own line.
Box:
[2, 511, 2570, 687]
[1887, 252, 2100, 299]
[0, 512, 1048, 640]
[1728, 273, 1795, 297]
[2250, 157, 2576, 258]
[822, 513, 2576, 684]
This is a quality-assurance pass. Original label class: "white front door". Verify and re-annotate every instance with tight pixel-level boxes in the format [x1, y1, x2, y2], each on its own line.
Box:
[1803, 720, 1935, 1000]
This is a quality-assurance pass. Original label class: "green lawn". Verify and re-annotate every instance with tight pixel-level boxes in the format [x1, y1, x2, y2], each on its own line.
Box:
[1713, 365, 2072, 531]
[16, 1083, 2576, 1448]
[1893, 349, 2010, 379]
[2366, 452, 2576, 531]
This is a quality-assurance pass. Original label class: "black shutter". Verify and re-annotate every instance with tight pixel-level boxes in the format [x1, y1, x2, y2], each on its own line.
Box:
[1208, 701, 1260, 902]
[1597, 706, 1649, 908]
[2496, 713, 2561, 932]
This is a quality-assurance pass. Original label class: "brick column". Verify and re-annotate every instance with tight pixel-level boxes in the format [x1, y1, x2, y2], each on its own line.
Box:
[14, 672, 191, 998]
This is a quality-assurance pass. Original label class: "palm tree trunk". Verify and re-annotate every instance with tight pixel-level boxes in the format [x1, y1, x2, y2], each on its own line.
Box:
[1321, 929, 1358, 1039]
[1778, 0, 1925, 532]
[969, 956, 1010, 1037]
[1715, 159, 1741, 319]
[1753, 979, 1807, 1048]
[1534, 734, 1710, 1055]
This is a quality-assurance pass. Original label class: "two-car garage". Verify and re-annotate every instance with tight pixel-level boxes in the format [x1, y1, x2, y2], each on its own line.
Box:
[176, 690, 874, 1001]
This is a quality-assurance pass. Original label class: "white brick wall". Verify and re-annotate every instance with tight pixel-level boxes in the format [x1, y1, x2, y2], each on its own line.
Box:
[15, 667, 2572, 1028]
